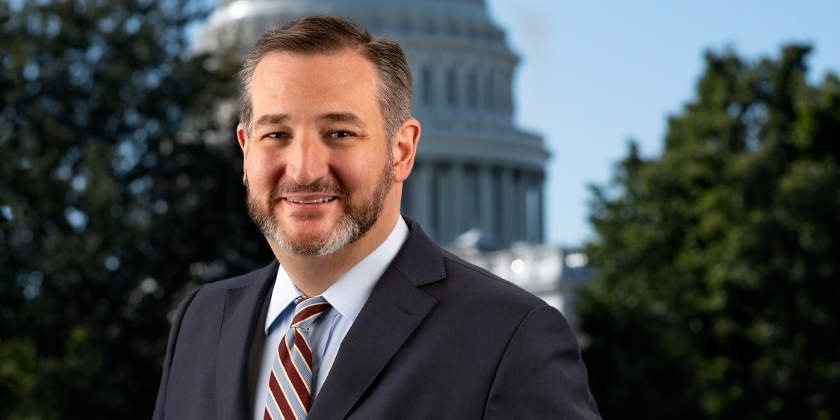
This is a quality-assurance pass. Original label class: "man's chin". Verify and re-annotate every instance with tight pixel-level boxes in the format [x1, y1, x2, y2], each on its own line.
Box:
[278, 217, 337, 239]
[268, 233, 326, 256]
[269, 217, 359, 257]
[274, 227, 328, 246]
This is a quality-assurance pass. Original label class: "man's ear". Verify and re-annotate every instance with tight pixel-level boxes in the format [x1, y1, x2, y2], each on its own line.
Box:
[236, 123, 248, 154]
[237, 124, 249, 184]
[392, 118, 421, 183]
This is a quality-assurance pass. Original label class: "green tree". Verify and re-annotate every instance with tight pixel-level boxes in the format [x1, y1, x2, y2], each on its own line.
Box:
[579, 45, 840, 419]
[0, 0, 272, 418]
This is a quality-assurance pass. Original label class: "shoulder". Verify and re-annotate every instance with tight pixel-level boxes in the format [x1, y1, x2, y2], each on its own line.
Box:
[166, 261, 277, 347]
[405, 245, 559, 337]
[190, 261, 277, 298]
[429, 255, 601, 418]
[440, 247, 547, 309]
[175, 261, 278, 320]
[395, 217, 551, 318]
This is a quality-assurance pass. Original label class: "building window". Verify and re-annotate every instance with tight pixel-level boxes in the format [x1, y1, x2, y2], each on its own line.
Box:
[422, 66, 434, 106]
[502, 72, 512, 113]
[466, 70, 478, 109]
[525, 184, 541, 243]
[425, 20, 437, 35]
[400, 19, 412, 33]
[446, 68, 458, 108]
[485, 72, 495, 111]
[448, 22, 460, 37]
[465, 165, 480, 230]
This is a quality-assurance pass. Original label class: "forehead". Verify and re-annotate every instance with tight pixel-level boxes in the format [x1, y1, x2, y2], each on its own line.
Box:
[250, 49, 380, 117]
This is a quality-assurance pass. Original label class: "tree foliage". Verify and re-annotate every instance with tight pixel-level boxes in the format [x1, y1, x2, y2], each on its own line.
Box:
[580, 45, 840, 419]
[0, 0, 272, 418]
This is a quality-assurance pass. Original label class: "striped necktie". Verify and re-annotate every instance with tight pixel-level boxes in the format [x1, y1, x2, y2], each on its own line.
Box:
[264, 295, 331, 420]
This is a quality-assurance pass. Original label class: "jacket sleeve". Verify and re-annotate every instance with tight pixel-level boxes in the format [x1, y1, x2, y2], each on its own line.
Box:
[152, 285, 205, 420]
[483, 305, 602, 419]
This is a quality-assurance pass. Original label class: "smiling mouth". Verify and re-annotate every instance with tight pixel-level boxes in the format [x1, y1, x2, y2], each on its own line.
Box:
[285, 197, 337, 204]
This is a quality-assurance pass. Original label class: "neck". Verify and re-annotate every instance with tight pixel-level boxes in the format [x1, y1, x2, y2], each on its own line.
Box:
[271, 198, 401, 297]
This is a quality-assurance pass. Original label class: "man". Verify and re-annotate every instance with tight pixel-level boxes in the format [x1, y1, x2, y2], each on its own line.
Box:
[153, 16, 600, 420]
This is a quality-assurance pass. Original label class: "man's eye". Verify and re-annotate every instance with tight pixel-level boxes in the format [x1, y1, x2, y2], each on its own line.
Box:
[266, 132, 288, 139]
[329, 131, 355, 139]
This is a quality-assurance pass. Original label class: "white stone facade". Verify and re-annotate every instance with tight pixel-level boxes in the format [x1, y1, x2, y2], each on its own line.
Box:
[200, 0, 549, 247]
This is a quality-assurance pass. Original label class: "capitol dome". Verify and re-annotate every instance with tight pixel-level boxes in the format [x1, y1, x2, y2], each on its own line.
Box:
[200, 0, 549, 247]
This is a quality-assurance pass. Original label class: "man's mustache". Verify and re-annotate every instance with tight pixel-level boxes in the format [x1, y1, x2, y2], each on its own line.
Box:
[268, 179, 350, 202]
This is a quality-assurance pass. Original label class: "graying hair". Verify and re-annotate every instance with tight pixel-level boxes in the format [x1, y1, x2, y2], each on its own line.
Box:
[238, 16, 413, 144]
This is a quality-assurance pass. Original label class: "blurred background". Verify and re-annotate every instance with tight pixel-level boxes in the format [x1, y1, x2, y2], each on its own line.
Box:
[1, 0, 838, 419]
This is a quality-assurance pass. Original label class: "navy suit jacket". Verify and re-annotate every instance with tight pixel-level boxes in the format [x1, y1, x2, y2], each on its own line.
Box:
[153, 217, 601, 419]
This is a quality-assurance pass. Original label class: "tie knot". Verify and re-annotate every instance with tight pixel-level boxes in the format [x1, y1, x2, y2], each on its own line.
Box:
[291, 295, 331, 329]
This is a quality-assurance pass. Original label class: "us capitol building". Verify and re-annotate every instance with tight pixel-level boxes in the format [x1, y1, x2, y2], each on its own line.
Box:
[199, 0, 593, 331]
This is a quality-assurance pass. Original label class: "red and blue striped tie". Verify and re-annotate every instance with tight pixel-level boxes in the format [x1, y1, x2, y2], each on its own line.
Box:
[264, 295, 331, 420]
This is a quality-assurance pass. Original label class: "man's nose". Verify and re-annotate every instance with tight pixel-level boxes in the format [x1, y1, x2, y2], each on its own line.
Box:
[285, 133, 329, 186]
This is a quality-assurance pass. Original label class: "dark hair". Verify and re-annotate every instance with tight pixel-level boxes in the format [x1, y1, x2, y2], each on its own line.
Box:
[238, 15, 413, 144]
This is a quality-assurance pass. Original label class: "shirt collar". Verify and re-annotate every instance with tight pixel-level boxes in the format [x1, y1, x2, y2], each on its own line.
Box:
[264, 268, 302, 335]
[265, 216, 409, 334]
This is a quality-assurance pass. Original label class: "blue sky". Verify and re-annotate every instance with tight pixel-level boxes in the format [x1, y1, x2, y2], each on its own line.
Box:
[484, 0, 840, 246]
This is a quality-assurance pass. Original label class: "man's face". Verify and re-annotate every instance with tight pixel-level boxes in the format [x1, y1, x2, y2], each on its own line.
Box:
[240, 50, 396, 256]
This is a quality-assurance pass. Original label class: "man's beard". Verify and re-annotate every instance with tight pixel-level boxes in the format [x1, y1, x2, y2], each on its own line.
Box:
[245, 158, 394, 257]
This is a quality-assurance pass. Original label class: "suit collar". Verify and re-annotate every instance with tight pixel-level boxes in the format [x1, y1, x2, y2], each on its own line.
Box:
[215, 261, 278, 420]
[389, 216, 447, 287]
[308, 215, 445, 420]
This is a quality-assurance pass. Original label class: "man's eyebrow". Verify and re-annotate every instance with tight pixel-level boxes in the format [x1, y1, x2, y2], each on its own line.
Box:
[321, 112, 366, 128]
[254, 114, 289, 127]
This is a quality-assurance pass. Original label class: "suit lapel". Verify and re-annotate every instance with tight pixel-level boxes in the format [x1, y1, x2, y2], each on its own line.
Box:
[308, 218, 446, 420]
[215, 261, 278, 420]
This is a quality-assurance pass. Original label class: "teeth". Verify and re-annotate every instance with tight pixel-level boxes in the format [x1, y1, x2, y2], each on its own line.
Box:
[287, 197, 335, 204]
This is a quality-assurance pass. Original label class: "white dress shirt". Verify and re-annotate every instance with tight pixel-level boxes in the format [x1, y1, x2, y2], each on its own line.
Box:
[251, 217, 409, 420]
